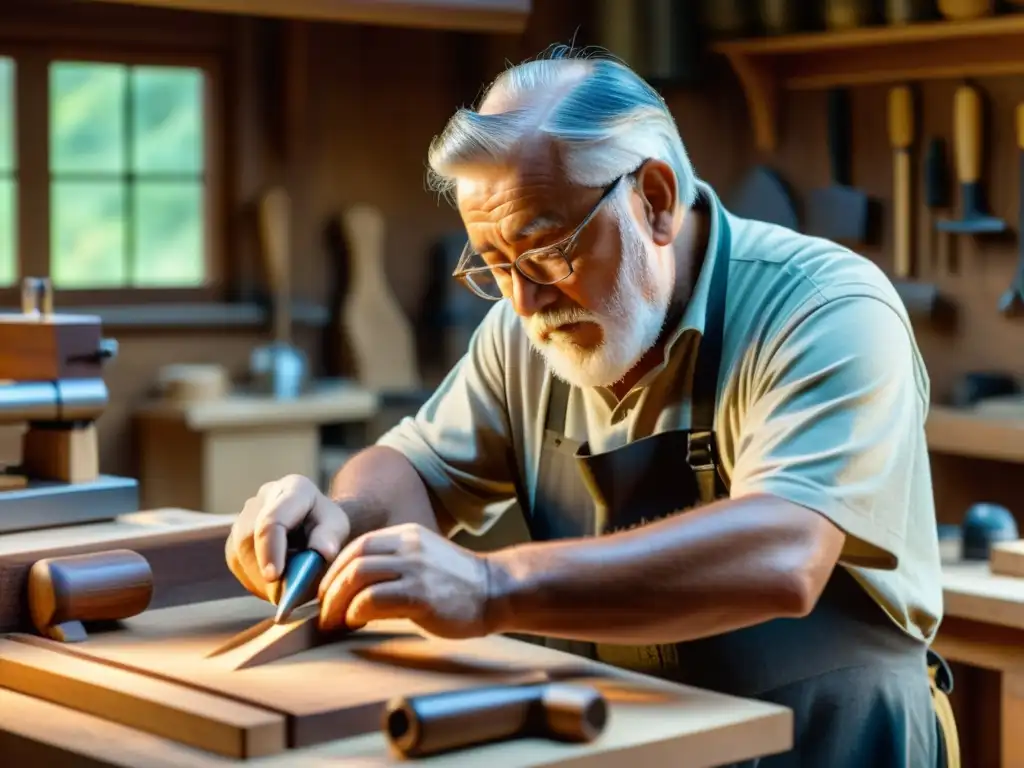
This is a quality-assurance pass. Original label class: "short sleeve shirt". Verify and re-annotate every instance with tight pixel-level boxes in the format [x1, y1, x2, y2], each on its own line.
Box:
[377, 182, 944, 644]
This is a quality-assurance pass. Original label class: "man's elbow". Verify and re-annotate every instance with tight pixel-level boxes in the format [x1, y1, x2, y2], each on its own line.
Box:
[776, 510, 847, 617]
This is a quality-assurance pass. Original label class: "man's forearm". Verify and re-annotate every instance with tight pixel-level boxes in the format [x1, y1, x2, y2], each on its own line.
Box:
[329, 446, 448, 537]
[483, 494, 844, 645]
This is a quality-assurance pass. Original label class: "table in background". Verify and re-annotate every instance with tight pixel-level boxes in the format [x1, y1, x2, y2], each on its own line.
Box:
[134, 380, 378, 516]
[938, 562, 1024, 766]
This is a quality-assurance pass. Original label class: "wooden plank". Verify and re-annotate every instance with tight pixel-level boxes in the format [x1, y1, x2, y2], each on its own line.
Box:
[6, 596, 792, 757]
[0, 509, 245, 632]
[0, 639, 286, 758]
[991, 541, 1024, 579]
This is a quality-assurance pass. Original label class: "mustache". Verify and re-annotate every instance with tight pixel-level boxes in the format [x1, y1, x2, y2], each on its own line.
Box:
[528, 306, 596, 337]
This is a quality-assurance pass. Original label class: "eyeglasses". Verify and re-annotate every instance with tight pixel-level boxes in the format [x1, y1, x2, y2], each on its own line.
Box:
[452, 175, 627, 301]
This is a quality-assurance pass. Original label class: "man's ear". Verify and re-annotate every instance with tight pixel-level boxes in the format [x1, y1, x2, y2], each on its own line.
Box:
[635, 160, 678, 246]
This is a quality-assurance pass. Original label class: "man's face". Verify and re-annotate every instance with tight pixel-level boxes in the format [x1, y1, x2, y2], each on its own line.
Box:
[456, 146, 674, 389]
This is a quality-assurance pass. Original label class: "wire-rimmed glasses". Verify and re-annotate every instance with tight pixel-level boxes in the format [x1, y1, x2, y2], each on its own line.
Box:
[452, 176, 626, 300]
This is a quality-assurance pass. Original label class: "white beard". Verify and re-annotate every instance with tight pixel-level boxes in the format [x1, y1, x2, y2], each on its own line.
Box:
[524, 202, 672, 389]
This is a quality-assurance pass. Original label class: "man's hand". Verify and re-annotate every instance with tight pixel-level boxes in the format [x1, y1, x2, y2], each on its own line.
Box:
[317, 523, 492, 639]
[225, 474, 351, 602]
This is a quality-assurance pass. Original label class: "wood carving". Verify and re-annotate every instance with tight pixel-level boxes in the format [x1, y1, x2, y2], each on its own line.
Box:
[27, 549, 153, 642]
[205, 603, 348, 671]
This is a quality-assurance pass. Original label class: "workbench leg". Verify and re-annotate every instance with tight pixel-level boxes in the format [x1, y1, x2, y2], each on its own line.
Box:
[1002, 672, 1024, 765]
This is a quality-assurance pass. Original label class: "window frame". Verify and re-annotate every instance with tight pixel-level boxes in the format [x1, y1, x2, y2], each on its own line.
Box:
[0, 42, 226, 307]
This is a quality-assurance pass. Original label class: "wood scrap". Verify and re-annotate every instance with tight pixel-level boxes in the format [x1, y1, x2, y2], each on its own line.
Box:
[990, 540, 1024, 579]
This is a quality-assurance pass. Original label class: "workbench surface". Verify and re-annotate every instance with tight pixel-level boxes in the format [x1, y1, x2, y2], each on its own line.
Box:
[0, 597, 793, 768]
[943, 561, 1024, 631]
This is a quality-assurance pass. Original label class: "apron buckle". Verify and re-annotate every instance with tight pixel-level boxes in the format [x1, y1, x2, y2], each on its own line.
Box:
[686, 431, 717, 471]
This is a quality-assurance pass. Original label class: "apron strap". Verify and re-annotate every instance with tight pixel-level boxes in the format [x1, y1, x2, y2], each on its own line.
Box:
[545, 376, 571, 434]
[689, 201, 732, 502]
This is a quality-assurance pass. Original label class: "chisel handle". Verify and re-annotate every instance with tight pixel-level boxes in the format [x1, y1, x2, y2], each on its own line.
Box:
[888, 86, 914, 279]
[953, 84, 982, 185]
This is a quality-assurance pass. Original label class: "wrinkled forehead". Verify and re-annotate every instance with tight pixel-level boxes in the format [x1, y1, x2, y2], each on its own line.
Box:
[454, 137, 587, 241]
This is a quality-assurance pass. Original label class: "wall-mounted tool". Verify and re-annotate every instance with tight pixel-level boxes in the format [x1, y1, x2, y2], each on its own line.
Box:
[924, 137, 952, 274]
[250, 187, 310, 400]
[998, 102, 1024, 317]
[937, 83, 1006, 236]
[728, 132, 800, 231]
[888, 85, 916, 278]
[806, 88, 869, 245]
[384, 681, 608, 758]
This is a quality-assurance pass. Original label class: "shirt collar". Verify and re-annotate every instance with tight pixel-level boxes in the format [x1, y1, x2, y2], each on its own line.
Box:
[667, 179, 726, 346]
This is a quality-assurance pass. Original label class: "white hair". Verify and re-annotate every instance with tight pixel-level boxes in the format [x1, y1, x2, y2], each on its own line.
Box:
[426, 45, 698, 207]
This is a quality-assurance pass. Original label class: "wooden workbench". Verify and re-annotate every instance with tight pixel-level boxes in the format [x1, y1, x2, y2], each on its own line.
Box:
[938, 562, 1024, 766]
[0, 596, 793, 767]
[134, 380, 379, 516]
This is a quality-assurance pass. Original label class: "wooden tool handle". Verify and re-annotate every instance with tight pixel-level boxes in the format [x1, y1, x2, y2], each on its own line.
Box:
[28, 549, 153, 642]
[887, 86, 914, 151]
[342, 205, 386, 285]
[258, 187, 292, 344]
[888, 86, 914, 278]
[1017, 102, 1024, 151]
[953, 84, 982, 184]
[383, 682, 607, 758]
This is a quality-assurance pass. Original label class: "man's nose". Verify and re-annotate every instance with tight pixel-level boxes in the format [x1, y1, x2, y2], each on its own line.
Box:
[509, 270, 556, 318]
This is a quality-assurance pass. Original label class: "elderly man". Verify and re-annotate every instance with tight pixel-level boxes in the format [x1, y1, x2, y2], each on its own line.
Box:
[226, 48, 947, 766]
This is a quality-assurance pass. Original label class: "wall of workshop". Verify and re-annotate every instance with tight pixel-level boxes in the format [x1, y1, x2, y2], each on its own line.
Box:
[5, 2, 1013, 527]
[723, 78, 1024, 527]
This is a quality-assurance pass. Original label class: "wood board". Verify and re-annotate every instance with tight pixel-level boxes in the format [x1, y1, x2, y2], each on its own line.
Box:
[0, 638, 286, 758]
[3, 596, 611, 750]
[990, 540, 1024, 579]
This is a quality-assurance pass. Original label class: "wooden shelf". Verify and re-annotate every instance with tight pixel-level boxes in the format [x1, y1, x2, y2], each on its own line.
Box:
[84, 0, 531, 33]
[713, 15, 1024, 152]
[926, 405, 1024, 464]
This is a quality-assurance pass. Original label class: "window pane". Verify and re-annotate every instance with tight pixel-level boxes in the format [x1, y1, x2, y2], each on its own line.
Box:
[51, 62, 126, 174]
[0, 180, 14, 286]
[132, 67, 204, 174]
[133, 181, 204, 286]
[0, 58, 13, 173]
[51, 181, 125, 288]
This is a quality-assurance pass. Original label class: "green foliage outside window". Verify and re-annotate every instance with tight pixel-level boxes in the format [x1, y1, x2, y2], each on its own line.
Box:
[49, 61, 206, 289]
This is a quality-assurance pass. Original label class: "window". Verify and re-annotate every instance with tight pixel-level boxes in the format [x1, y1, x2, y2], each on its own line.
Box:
[49, 61, 206, 289]
[0, 57, 13, 287]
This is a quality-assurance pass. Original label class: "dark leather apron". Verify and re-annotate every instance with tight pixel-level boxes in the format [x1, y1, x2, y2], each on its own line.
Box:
[520, 200, 946, 767]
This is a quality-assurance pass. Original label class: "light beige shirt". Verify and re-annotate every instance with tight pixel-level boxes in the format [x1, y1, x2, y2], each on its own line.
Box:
[378, 184, 944, 644]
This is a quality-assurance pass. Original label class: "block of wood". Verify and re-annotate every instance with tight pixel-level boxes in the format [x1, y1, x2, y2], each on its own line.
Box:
[0, 312, 105, 380]
[990, 540, 1024, 579]
[0, 508, 246, 632]
[0, 597, 793, 767]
